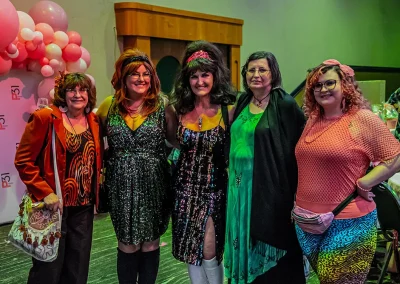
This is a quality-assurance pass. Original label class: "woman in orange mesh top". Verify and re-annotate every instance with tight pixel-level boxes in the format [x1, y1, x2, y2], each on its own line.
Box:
[295, 59, 400, 284]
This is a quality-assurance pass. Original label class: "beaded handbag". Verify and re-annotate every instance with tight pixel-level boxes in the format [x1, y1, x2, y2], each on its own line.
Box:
[8, 126, 62, 262]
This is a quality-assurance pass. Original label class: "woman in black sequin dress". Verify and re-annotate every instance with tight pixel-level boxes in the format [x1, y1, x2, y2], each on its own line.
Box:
[171, 41, 236, 284]
[97, 49, 178, 284]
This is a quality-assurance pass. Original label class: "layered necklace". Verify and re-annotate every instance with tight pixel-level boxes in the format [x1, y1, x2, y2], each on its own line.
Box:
[253, 93, 270, 108]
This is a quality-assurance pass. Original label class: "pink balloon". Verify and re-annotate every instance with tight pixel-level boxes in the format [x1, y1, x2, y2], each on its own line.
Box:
[37, 77, 56, 99]
[25, 41, 37, 52]
[58, 58, 66, 72]
[35, 23, 54, 45]
[85, 74, 95, 86]
[41, 64, 54, 77]
[32, 31, 43, 45]
[53, 31, 69, 49]
[27, 59, 42, 73]
[49, 59, 59, 69]
[0, 0, 19, 50]
[13, 42, 28, 62]
[80, 46, 91, 68]
[67, 31, 82, 46]
[29, 1, 68, 32]
[40, 57, 49, 66]
[28, 42, 46, 60]
[62, 43, 82, 62]
[0, 53, 12, 75]
[7, 43, 17, 54]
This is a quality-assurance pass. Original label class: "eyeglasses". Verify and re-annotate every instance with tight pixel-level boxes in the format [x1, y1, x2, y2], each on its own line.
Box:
[66, 88, 89, 95]
[246, 68, 270, 76]
[130, 73, 151, 80]
[313, 80, 337, 92]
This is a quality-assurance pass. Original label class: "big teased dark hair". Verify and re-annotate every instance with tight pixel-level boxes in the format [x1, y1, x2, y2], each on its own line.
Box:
[172, 40, 236, 115]
[241, 51, 282, 93]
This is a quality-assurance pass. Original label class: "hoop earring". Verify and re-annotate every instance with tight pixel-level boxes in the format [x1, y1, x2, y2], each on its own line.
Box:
[59, 106, 68, 113]
[85, 106, 91, 114]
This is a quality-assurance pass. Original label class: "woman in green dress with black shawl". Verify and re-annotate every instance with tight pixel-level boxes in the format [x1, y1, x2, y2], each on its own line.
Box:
[224, 51, 306, 284]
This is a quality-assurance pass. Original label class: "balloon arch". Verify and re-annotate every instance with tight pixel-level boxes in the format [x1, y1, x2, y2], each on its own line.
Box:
[0, 0, 94, 101]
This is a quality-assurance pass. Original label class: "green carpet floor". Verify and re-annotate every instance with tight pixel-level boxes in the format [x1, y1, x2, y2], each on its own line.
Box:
[0, 213, 397, 284]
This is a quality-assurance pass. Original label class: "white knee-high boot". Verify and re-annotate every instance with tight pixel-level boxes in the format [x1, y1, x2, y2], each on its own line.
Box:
[202, 257, 224, 284]
[188, 264, 209, 284]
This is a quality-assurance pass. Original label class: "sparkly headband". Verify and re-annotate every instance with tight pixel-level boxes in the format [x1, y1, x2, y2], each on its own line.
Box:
[323, 59, 355, 77]
[122, 55, 150, 69]
[186, 50, 212, 64]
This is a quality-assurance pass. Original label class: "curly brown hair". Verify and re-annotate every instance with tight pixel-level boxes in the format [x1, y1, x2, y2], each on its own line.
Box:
[303, 64, 370, 118]
[111, 49, 161, 116]
[53, 72, 96, 112]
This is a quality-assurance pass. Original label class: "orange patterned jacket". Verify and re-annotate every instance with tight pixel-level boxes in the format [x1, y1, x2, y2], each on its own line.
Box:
[14, 105, 102, 209]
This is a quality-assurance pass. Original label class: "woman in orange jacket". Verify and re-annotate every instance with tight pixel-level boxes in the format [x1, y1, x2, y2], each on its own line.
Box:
[14, 72, 102, 284]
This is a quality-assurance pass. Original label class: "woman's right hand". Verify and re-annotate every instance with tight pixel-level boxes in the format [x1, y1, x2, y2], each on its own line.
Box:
[356, 187, 375, 202]
[43, 193, 63, 214]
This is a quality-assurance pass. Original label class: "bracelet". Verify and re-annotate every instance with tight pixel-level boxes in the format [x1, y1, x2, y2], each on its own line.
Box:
[356, 180, 372, 192]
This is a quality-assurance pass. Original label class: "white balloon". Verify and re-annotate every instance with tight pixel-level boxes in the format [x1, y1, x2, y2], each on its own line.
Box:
[53, 31, 69, 49]
[45, 43, 62, 60]
[66, 58, 87, 73]
[20, 28, 34, 41]
[49, 88, 55, 99]
[7, 49, 19, 58]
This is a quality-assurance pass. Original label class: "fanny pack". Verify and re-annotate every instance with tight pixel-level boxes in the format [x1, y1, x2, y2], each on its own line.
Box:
[291, 191, 358, 234]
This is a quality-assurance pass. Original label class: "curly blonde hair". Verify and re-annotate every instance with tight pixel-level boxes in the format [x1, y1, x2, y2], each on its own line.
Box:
[303, 64, 370, 119]
[111, 49, 161, 116]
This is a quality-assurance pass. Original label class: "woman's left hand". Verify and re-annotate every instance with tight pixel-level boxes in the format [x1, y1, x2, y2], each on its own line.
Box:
[357, 187, 375, 202]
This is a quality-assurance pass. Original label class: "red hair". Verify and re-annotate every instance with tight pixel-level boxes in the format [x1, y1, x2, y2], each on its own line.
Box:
[111, 49, 161, 116]
[303, 64, 370, 119]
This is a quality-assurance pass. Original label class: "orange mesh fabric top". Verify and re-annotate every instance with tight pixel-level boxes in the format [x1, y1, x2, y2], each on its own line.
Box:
[295, 109, 400, 219]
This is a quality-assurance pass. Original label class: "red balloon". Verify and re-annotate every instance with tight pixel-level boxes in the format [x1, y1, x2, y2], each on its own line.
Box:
[67, 31, 82, 46]
[62, 43, 82, 62]
[39, 57, 49, 66]
[12, 59, 27, 70]
[0, 53, 12, 75]
[13, 42, 28, 62]
[28, 42, 46, 60]
[25, 41, 37, 52]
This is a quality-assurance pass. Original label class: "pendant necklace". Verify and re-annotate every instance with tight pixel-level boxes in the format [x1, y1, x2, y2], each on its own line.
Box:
[253, 93, 270, 108]
[66, 114, 87, 135]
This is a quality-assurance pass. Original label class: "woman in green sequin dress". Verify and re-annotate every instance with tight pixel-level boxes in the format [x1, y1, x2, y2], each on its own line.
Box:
[224, 52, 306, 284]
[97, 49, 177, 284]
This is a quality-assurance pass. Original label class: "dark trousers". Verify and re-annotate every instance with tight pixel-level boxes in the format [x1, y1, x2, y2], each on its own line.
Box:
[251, 245, 305, 284]
[27, 205, 94, 284]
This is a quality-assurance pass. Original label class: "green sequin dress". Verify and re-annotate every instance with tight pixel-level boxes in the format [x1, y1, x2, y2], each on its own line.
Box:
[224, 105, 286, 284]
[105, 102, 171, 245]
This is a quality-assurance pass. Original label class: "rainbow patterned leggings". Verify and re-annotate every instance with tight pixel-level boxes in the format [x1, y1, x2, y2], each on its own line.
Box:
[295, 210, 377, 284]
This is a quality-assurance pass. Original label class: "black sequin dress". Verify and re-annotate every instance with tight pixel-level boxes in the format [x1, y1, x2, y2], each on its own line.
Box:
[106, 102, 171, 245]
[172, 120, 228, 266]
